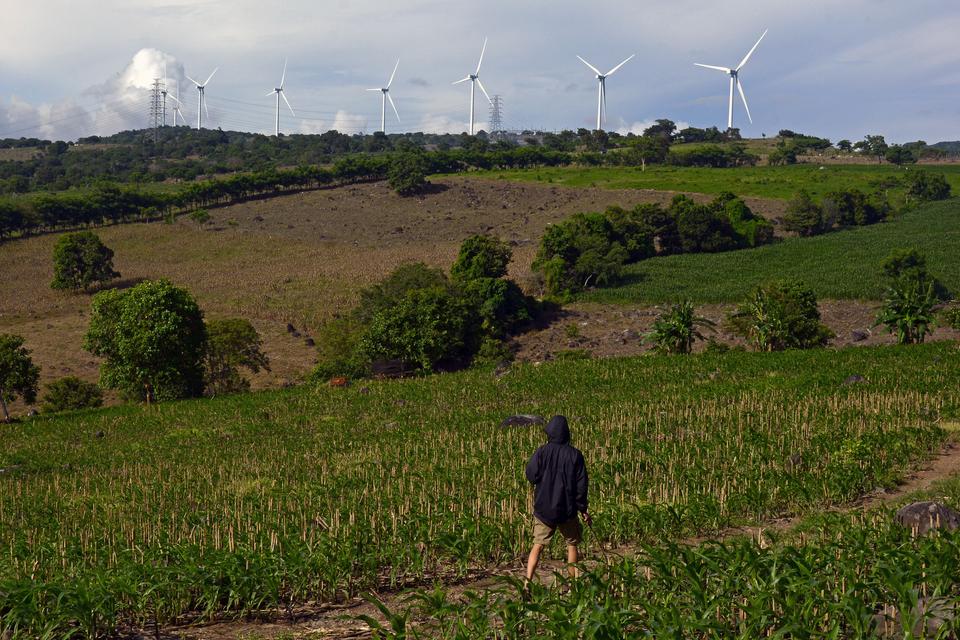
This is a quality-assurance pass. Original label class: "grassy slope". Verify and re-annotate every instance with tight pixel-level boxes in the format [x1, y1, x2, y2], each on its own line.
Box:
[469, 164, 960, 201]
[1, 343, 957, 633]
[579, 197, 960, 304]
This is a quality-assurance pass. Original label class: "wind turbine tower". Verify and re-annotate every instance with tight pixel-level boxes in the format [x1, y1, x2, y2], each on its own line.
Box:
[695, 30, 767, 130]
[367, 59, 400, 133]
[186, 67, 219, 130]
[453, 38, 493, 135]
[576, 54, 635, 131]
[267, 59, 296, 136]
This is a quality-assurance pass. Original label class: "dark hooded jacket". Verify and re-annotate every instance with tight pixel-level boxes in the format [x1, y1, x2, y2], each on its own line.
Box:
[525, 415, 588, 526]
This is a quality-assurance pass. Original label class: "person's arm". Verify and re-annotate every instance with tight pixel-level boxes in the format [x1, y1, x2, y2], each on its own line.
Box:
[576, 452, 589, 522]
[525, 449, 541, 485]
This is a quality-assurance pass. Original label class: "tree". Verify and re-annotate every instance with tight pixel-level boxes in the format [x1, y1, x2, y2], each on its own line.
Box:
[84, 279, 207, 403]
[644, 301, 715, 354]
[204, 318, 270, 396]
[726, 280, 833, 351]
[0, 334, 40, 421]
[884, 145, 916, 167]
[836, 139, 853, 153]
[859, 135, 888, 164]
[41, 376, 103, 413]
[50, 231, 120, 292]
[875, 277, 936, 345]
[642, 119, 677, 141]
[783, 190, 825, 236]
[450, 235, 512, 282]
[388, 152, 429, 196]
[907, 171, 951, 202]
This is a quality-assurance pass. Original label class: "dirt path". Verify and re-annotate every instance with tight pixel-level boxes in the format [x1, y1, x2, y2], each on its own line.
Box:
[157, 433, 960, 640]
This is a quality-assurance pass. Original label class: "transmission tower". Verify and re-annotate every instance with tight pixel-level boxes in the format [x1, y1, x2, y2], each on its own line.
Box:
[488, 95, 503, 139]
[149, 79, 163, 143]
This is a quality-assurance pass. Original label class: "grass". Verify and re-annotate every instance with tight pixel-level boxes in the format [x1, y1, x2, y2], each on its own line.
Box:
[472, 163, 960, 201]
[578, 197, 960, 304]
[1, 342, 959, 636]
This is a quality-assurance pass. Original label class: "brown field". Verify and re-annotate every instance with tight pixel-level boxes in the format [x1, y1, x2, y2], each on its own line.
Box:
[0, 176, 944, 415]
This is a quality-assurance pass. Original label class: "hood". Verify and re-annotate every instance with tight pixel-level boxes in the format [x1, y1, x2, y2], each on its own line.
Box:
[545, 415, 570, 444]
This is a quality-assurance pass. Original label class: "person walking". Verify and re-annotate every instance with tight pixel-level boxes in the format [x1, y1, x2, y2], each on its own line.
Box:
[524, 415, 590, 585]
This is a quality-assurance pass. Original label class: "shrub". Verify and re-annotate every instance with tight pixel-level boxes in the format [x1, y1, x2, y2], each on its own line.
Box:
[189, 209, 211, 225]
[41, 376, 103, 413]
[0, 334, 40, 421]
[532, 213, 629, 297]
[204, 318, 270, 396]
[875, 277, 937, 345]
[451, 235, 511, 282]
[822, 189, 884, 227]
[461, 277, 533, 338]
[357, 263, 451, 323]
[84, 279, 207, 403]
[717, 194, 774, 247]
[907, 171, 951, 202]
[312, 317, 370, 381]
[388, 152, 429, 196]
[727, 280, 833, 351]
[881, 248, 950, 300]
[358, 286, 472, 373]
[604, 206, 656, 261]
[670, 195, 740, 254]
[783, 190, 825, 237]
[644, 301, 715, 354]
[50, 231, 120, 292]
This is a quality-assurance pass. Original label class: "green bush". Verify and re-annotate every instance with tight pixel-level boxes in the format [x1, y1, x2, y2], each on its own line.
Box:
[726, 280, 833, 351]
[783, 190, 825, 237]
[875, 249, 943, 344]
[84, 280, 207, 402]
[716, 193, 774, 247]
[451, 235, 511, 282]
[532, 213, 629, 297]
[357, 263, 452, 323]
[821, 189, 885, 227]
[671, 195, 740, 254]
[204, 318, 270, 396]
[907, 171, 951, 202]
[50, 231, 120, 292]
[0, 334, 40, 421]
[644, 301, 715, 354]
[388, 152, 429, 196]
[41, 376, 103, 413]
[461, 277, 533, 338]
[359, 286, 472, 373]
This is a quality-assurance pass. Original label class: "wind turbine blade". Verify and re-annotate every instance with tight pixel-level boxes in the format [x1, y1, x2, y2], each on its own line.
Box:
[605, 54, 635, 77]
[203, 97, 210, 121]
[737, 78, 753, 124]
[185, 74, 202, 87]
[266, 90, 276, 97]
[163, 61, 168, 86]
[452, 76, 471, 85]
[387, 58, 399, 89]
[694, 63, 730, 73]
[476, 37, 488, 74]
[387, 92, 400, 123]
[282, 91, 295, 117]
[601, 84, 606, 127]
[736, 29, 767, 71]
[577, 55, 603, 76]
[280, 58, 287, 89]
[367, 88, 382, 91]
[203, 67, 219, 86]
[476, 78, 493, 104]
[168, 93, 182, 106]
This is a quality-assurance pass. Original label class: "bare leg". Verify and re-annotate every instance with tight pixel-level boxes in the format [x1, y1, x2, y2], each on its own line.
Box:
[525, 543, 544, 582]
[567, 545, 579, 578]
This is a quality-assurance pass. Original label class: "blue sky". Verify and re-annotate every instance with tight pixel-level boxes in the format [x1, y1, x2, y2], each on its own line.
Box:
[1, 0, 958, 142]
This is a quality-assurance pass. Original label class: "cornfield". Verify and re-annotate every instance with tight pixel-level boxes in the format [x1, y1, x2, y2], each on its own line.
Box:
[0, 342, 957, 637]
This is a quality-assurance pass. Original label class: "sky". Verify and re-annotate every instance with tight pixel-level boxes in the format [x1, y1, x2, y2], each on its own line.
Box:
[0, 0, 958, 142]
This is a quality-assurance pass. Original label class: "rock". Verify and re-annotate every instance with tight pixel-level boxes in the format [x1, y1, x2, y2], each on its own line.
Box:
[500, 414, 546, 428]
[843, 374, 867, 386]
[493, 360, 512, 379]
[94, 431, 105, 439]
[304, 337, 315, 347]
[286, 323, 296, 333]
[851, 329, 870, 342]
[328, 377, 350, 388]
[895, 502, 960, 535]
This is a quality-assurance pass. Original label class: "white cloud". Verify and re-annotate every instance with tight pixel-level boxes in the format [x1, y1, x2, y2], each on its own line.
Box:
[615, 118, 691, 136]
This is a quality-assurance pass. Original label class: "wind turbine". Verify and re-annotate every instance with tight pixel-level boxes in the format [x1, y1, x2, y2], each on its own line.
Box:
[266, 59, 295, 136]
[367, 59, 400, 134]
[172, 82, 187, 126]
[185, 67, 218, 130]
[576, 54, 635, 131]
[695, 30, 767, 130]
[453, 38, 492, 135]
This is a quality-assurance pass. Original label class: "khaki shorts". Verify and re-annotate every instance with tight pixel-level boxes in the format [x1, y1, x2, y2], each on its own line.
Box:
[533, 515, 582, 546]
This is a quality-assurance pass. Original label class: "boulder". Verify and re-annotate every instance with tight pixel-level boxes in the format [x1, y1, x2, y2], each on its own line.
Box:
[286, 323, 296, 333]
[895, 501, 960, 535]
[851, 329, 870, 342]
[500, 414, 546, 428]
[843, 374, 867, 386]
